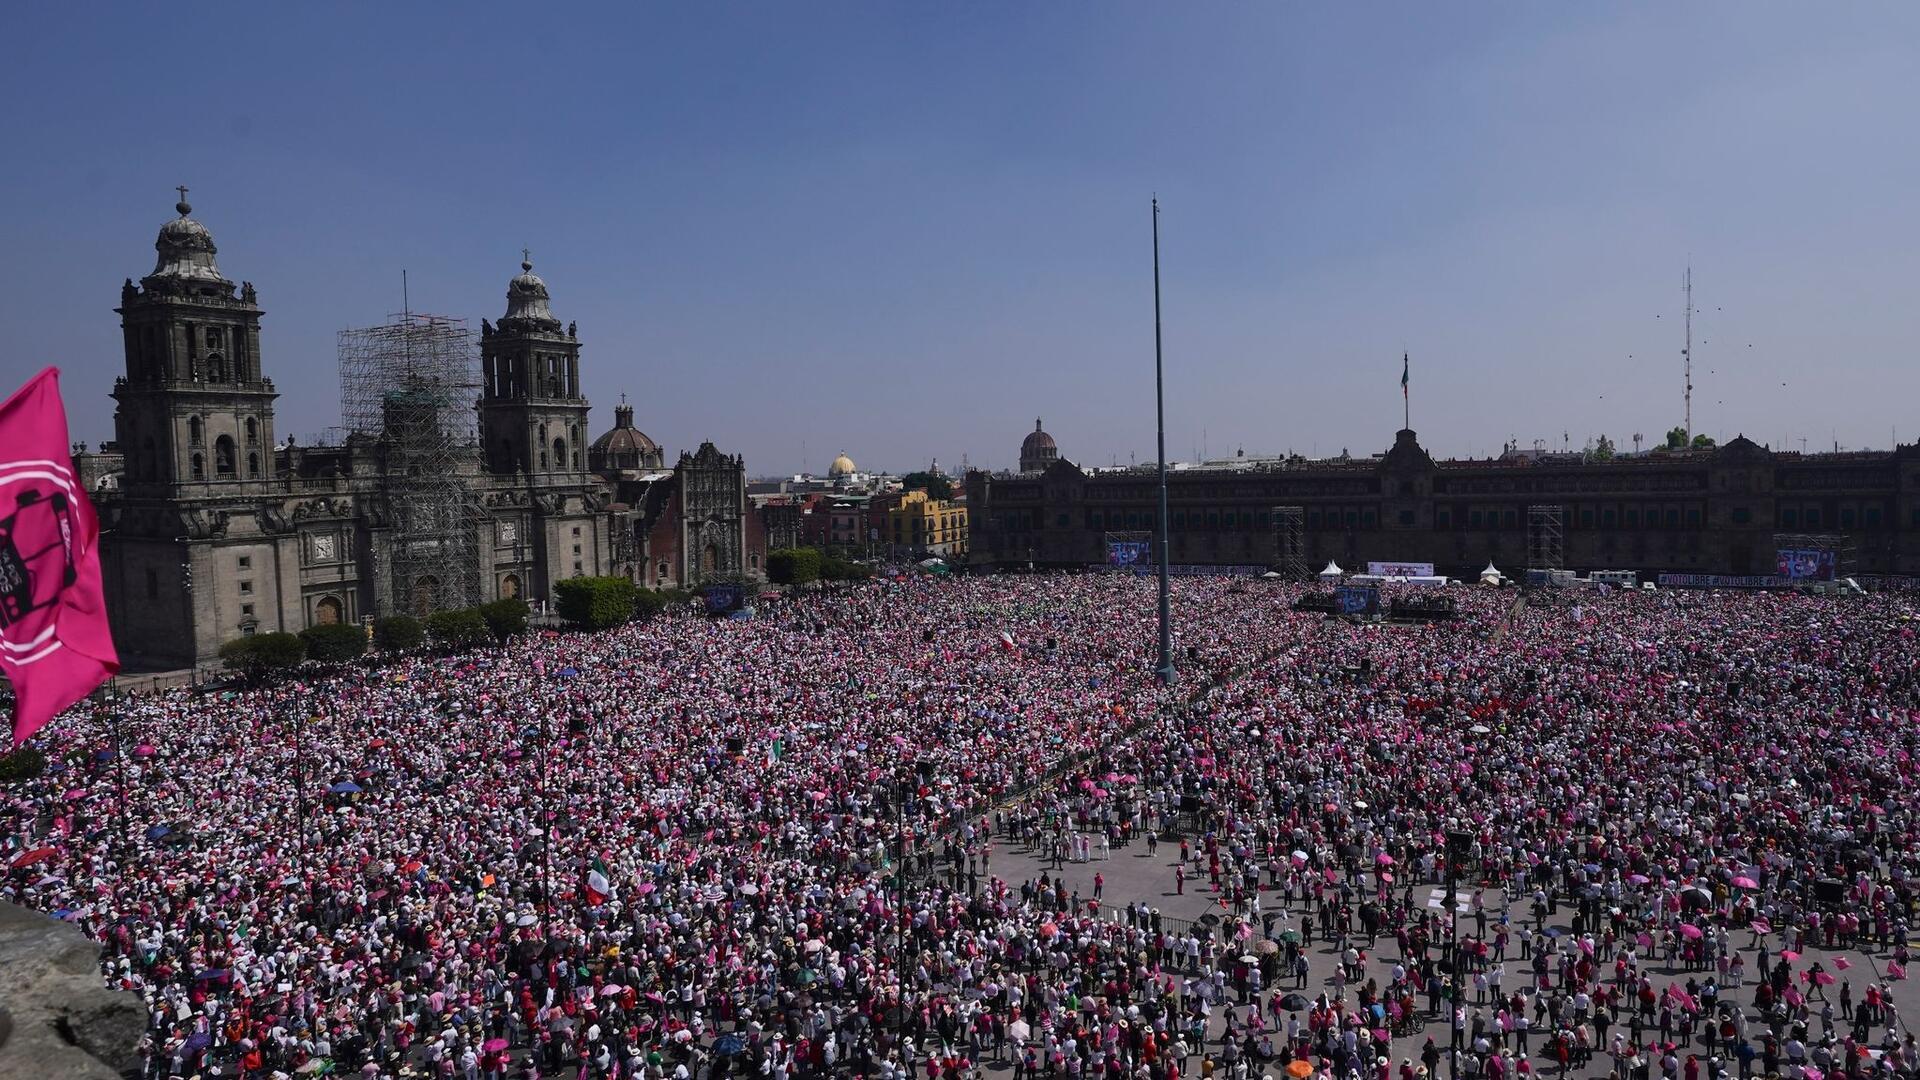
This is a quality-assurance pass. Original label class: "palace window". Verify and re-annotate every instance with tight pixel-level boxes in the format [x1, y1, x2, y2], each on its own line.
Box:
[1625, 510, 1639, 528]
[1436, 510, 1451, 529]
[1730, 507, 1750, 525]
[1780, 508, 1798, 528]
[1805, 508, 1821, 527]
[1864, 506, 1881, 527]
[1398, 510, 1414, 526]
[1470, 511, 1483, 529]
[215, 436, 237, 477]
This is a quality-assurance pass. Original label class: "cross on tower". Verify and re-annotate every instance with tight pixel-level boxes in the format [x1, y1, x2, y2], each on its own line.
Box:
[522, 246, 531, 266]
[176, 185, 189, 204]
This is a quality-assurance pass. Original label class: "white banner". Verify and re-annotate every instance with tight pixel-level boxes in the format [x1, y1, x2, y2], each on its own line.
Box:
[1366, 561, 1434, 578]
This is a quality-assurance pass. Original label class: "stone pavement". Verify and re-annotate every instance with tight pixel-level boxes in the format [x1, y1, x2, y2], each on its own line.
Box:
[968, 830, 1917, 1080]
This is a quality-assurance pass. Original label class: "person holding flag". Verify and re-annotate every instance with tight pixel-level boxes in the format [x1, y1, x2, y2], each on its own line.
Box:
[585, 853, 616, 906]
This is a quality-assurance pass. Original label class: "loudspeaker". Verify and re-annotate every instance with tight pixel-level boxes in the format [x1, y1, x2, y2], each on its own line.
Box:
[726, 736, 744, 756]
[923, 629, 936, 643]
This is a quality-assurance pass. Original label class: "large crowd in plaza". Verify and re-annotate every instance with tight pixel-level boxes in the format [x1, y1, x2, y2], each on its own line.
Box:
[4, 573, 1919, 1080]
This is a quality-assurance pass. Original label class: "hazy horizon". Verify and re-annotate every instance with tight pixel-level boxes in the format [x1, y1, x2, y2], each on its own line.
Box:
[4, 4, 1917, 476]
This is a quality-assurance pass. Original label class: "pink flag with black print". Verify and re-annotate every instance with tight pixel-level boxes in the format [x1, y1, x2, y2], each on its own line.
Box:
[0, 368, 119, 745]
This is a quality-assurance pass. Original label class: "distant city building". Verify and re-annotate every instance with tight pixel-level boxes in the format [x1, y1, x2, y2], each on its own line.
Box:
[968, 424, 1920, 577]
[85, 195, 762, 670]
[886, 489, 969, 559]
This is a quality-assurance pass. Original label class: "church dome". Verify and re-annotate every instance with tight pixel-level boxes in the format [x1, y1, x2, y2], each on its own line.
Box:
[1019, 418, 1058, 472]
[829, 452, 856, 478]
[149, 192, 228, 284]
[589, 403, 663, 471]
[502, 256, 561, 329]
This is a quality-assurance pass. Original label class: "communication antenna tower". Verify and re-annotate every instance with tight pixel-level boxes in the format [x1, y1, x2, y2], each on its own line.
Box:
[1683, 264, 1694, 442]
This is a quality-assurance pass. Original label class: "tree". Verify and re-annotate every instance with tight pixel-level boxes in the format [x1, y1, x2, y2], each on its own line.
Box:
[1691, 433, 1717, 450]
[1592, 435, 1616, 461]
[299, 622, 368, 664]
[0, 746, 47, 784]
[553, 576, 639, 630]
[425, 608, 492, 649]
[219, 631, 307, 680]
[901, 472, 954, 500]
[766, 548, 822, 585]
[372, 615, 425, 651]
[1665, 426, 1690, 450]
[819, 554, 873, 581]
[478, 598, 531, 641]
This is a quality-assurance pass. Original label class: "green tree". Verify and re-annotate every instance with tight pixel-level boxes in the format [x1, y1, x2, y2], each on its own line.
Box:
[299, 622, 368, 663]
[478, 598, 532, 641]
[1665, 426, 1690, 450]
[1592, 435, 1616, 461]
[1691, 433, 1717, 450]
[425, 608, 492, 649]
[219, 631, 307, 680]
[900, 472, 954, 500]
[766, 548, 822, 585]
[0, 746, 48, 784]
[819, 554, 873, 581]
[372, 615, 425, 651]
[553, 576, 639, 629]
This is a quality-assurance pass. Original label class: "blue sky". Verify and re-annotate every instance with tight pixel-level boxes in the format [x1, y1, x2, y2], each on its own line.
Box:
[4, 4, 1917, 474]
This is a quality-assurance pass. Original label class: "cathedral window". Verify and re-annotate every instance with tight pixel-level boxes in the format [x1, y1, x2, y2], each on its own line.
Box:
[248, 452, 260, 476]
[191, 453, 205, 480]
[188, 417, 204, 445]
[245, 418, 258, 444]
[554, 438, 567, 470]
[215, 435, 237, 478]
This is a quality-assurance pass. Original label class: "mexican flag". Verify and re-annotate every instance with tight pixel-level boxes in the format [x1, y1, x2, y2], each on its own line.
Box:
[585, 855, 614, 906]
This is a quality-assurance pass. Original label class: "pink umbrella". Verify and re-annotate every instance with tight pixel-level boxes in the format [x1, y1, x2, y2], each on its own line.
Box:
[1781, 950, 1801, 962]
[1375, 853, 1395, 867]
[1628, 873, 1651, 885]
[1732, 876, 1758, 889]
[483, 1037, 509, 1052]
[1750, 919, 1772, 934]
[133, 744, 157, 758]
[1678, 924, 1703, 940]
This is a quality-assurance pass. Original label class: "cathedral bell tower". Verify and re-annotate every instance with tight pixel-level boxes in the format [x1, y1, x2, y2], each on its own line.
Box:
[112, 189, 277, 496]
[478, 254, 590, 480]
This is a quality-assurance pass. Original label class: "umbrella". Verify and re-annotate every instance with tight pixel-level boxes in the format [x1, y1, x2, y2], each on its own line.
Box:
[1750, 918, 1772, 934]
[8, 846, 57, 869]
[1628, 874, 1651, 885]
[133, 744, 157, 758]
[295, 1061, 330, 1075]
[1732, 876, 1759, 889]
[1278, 929, 1302, 944]
[145, 824, 172, 840]
[739, 883, 760, 896]
[1287, 1060, 1315, 1078]
[1678, 924, 1703, 940]
[328, 781, 363, 794]
[558, 667, 579, 677]
[1469, 724, 1491, 735]
[483, 1038, 509, 1052]
[714, 1034, 747, 1056]
[600, 985, 624, 996]
[1279, 993, 1310, 1011]
[1375, 853, 1394, 867]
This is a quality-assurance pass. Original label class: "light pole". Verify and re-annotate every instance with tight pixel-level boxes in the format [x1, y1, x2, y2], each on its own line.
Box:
[1445, 828, 1474, 1080]
[1152, 198, 1174, 686]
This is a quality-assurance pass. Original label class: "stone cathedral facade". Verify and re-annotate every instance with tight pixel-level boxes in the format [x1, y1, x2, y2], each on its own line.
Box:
[85, 196, 763, 670]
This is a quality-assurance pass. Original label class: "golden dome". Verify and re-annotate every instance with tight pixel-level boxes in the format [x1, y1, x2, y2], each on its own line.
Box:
[828, 452, 856, 477]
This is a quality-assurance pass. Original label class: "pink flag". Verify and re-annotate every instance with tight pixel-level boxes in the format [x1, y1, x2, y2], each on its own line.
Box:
[1833, 956, 1851, 971]
[1888, 960, 1907, 980]
[1, 368, 118, 746]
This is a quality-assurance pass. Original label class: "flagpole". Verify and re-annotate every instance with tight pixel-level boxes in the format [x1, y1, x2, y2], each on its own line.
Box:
[1153, 198, 1174, 687]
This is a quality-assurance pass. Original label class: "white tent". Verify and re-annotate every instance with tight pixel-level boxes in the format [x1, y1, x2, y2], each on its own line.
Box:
[1479, 561, 1503, 586]
[1319, 561, 1345, 581]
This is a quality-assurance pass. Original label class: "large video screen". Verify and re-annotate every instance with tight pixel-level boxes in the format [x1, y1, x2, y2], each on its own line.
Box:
[1107, 540, 1152, 569]
[1775, 548, 1836, 581]
[1334, 584, 1381, 615]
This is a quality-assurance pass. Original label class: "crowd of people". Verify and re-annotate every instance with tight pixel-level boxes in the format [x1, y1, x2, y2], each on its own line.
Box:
[2, 573, 1917, 1080]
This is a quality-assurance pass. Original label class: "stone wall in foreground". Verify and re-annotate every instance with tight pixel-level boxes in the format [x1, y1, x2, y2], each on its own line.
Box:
[0, 902, 142, 1080]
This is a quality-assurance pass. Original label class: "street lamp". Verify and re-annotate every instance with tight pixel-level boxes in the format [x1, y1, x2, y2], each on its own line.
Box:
[1444, 828, 1475, 1080]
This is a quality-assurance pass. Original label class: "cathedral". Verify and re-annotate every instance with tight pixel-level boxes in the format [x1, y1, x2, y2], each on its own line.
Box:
[83, 194, 765, 670]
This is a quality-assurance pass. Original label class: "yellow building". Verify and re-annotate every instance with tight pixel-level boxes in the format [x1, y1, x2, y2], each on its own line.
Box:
[888, 489, 969, 558]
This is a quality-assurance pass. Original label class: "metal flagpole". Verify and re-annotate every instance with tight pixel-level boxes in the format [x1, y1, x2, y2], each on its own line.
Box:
[1153, 198, 1174, 687]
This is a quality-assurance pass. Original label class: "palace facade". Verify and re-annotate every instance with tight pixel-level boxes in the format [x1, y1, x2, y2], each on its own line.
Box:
[967, 424, 1920, 579]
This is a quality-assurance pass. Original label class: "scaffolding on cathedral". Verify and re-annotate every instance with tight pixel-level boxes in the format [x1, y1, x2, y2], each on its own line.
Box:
[339, 314, 484, 616]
